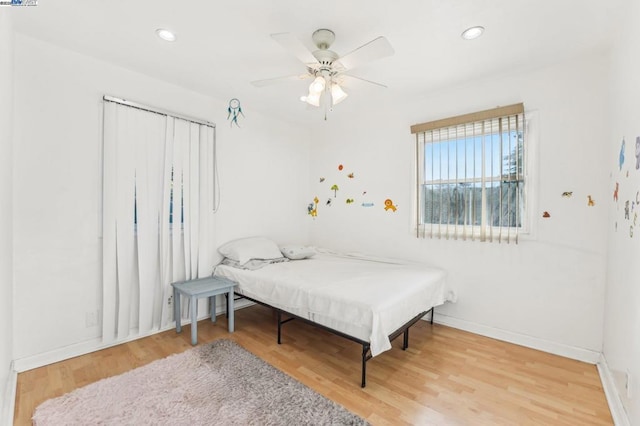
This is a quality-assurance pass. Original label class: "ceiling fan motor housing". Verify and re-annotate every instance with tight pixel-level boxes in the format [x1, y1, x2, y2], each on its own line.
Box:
[312, 29, 338, 63]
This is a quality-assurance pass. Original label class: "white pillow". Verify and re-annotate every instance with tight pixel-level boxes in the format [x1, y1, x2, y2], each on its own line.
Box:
[218, 237, 283, 265]
[280, 245, 316, 260]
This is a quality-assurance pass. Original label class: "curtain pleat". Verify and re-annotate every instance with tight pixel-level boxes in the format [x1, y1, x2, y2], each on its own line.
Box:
[114, 106, 137, 339]
[135, 110, 165, 334]
[159, 118, 175, 328]
[102, 102, 118, 344]
[188, 123, 200, 278]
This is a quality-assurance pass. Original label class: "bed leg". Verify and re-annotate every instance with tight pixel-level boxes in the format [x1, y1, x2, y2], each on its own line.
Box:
[277, 310, 282, 344]
[361, 345, 369, 388]
[403, 328, 409, 350]
[430, 307, 434, 324]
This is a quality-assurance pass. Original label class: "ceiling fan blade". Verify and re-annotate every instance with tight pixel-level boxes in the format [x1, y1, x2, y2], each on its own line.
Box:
[340, 74, 388, 89]
[251, 73, 311, 87]
[270, 32, 319, 66]
[337, 36, 394, 71]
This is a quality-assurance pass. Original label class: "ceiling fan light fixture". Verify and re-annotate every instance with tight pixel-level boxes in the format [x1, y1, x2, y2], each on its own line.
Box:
[305, 92, 321, 107]
[461, 26, 484, 40]
[331, 83, 348, 105]
[309, 76, 326, 94]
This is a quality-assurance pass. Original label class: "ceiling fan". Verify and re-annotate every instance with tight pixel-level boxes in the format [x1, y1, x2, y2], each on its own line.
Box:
[251, 29, 394, 113]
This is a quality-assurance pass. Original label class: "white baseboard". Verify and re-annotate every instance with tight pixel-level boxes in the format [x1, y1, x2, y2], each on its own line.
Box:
[431, 314, 627, 423]
[432, 313, 601, 364]
[597, 353, 630, 426]
[13, 299, 254, 373]
[1, 362, 17, 426]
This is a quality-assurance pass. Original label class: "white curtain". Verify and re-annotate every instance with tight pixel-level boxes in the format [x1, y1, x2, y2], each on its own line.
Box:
[102, 101, 215, 344]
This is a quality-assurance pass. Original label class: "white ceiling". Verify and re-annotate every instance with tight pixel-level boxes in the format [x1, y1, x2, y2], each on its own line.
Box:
[11, 0, 624, 124]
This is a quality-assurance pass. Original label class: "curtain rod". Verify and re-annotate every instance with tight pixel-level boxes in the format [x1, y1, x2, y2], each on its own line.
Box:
[103, 95, 216, 129]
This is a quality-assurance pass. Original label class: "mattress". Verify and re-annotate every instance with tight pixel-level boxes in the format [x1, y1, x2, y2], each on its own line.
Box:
[213, 250, 454, 356]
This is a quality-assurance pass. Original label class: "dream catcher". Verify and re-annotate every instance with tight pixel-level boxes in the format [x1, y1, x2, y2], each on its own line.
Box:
[227, 98, 244, 127]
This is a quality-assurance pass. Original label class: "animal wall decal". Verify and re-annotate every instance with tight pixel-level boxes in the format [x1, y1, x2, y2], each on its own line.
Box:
[384, 199, 397, 212]
[307, 197, 319, 218]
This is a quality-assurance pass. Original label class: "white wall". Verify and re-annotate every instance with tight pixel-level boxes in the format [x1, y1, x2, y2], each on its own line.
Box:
[0, 7, 15, 415]
[309, 52, 610, 357]
[12, 34, 311, 361]
[604, 0, 640, 421]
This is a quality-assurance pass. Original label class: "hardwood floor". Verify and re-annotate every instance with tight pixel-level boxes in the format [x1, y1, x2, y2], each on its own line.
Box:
[14, 305, 613, 425]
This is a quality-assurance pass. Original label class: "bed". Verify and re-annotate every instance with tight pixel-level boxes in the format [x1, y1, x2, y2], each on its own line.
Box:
[212, 238, 455, 387]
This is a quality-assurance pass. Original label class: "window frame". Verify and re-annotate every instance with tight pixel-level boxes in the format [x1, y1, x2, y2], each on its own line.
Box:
[411, 104, 531, 243]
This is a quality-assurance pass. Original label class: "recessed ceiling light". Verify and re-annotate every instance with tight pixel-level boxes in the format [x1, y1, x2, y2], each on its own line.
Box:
[156, 28, 177, 42]
[461, 26, 484, 40]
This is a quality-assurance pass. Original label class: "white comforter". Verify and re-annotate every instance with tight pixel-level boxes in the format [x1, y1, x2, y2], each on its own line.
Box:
[214, 250, 454, 356]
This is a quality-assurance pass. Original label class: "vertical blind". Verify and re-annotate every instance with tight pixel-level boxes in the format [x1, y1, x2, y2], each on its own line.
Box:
[102, 96, 216, 343]
[411, 104, 525, 244]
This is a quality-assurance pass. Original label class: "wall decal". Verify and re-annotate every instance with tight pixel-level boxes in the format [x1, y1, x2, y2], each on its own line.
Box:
[227, 98, 244, 127]
[307, 197, 319, 218]
[346, 198, 354, 204]
[561, 191, 573, 198]
[319, 177, 325, 183]
[614, 182, 619, 202]
[637, 191, 639, 204]
[587, 195, 595, 206]
[635, 212, 638, 226]
[625, 201, 630, 219]
[384, 199, 397, 212]
[630, 226, 634, 238]
[326, 198, 332, 207]
[542, 211, 551, 218]
[361, 202, 375, 207]
[338, 164, 344, 171]
[330, 184, 339, 197]
[348, 172, 354, 179]
[619, 138, 626, 170]
[636, 136, 640, 169]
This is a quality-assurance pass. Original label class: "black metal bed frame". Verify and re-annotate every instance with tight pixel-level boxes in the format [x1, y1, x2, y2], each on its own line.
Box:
[229, 291, 434, 387]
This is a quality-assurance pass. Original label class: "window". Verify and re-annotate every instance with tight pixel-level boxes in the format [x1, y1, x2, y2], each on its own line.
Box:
[102, 96, 217, 343]
[411, 104, 526, 243]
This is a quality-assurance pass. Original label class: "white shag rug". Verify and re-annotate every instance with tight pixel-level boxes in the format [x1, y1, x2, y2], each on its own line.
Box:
[33, 339, 369, 426]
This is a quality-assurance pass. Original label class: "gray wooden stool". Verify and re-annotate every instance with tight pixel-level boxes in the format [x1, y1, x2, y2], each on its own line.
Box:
[171, 276, 236, 345]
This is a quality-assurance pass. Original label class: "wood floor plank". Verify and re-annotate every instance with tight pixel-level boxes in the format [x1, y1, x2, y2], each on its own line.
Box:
[14, 305, 613, 425]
